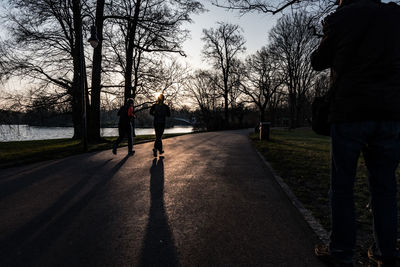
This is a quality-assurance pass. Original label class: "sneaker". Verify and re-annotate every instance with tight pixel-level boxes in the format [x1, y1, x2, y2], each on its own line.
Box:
[315, 244, 354, 266]
[159, 150, 164, 155]
[112, 144, 117, 155]
[128, 150, 135, 156]
[368, 247, 397, 267]
[153, 148, 157, 157]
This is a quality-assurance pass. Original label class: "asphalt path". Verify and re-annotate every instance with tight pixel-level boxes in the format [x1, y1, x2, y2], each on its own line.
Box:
[0, 130, 325, 267]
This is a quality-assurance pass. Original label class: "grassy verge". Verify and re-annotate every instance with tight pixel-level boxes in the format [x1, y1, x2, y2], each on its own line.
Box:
[251, 128, 400, 264]
[0, 133, 186, 169]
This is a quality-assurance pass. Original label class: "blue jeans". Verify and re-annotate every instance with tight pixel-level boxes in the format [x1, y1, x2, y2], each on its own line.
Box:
[330, 121, 400, 261]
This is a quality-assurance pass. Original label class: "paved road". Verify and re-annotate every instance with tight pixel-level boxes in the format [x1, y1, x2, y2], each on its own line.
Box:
[0, 130, 325, 267]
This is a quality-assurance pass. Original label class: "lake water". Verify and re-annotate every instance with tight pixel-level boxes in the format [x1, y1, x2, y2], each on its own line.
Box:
[0, 125, 194, 142]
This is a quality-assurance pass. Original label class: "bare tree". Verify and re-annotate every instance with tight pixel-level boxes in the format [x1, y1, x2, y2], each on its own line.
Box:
[242, 46, 285, 121]
[228, 58, 245, 109]
[211, 0, 400, 15]
[88, 0, 105, 141]
[213, 0, 304, 14]
[0, 0, 91, 139]
[103, 0, 203, 99]
[268, 11, 319, 128]
[211, 0, 338, 19]
[186, 69, 220, 129]
[81, 0, 203, 140]
[0, 0, 203, 141]
[136, 58, 190, 111]
[210, 0, 345, 39]
[201, 22, 246, 127]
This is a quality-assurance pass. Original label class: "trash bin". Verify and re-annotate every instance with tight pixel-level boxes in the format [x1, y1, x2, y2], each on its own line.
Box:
[259, 122, 271, 140]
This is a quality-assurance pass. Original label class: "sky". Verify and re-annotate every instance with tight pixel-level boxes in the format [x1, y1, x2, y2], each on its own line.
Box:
[0, 1, 278, 72]
[180, 1, 278, 70]
[0, 1, 279, 97]
[0, 1, 278, 70]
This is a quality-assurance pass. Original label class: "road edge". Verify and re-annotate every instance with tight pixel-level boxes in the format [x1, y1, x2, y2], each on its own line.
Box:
[255, 149, 330, 244]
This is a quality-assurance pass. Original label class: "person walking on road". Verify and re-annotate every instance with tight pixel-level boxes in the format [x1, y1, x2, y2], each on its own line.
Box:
[150, 94, 170, 157]
[311, 0, 400, 266]
[113, 98, 135, 156]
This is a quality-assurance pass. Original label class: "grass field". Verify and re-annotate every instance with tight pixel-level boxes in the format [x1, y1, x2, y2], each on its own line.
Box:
[251, 128, 400, 264]
[0, 133, 185, 169]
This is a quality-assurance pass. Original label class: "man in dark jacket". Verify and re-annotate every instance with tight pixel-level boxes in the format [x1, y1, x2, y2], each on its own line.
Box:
[311, 0, 400, 265]
[150, 94, 170, 157]
[112, 98, 135, 156]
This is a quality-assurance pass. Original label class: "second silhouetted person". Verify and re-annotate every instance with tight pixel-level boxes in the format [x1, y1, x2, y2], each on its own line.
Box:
[150, 94, 170, 157]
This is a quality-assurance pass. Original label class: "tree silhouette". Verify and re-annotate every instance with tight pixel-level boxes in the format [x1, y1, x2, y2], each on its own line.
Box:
[201, 22, 246, 127]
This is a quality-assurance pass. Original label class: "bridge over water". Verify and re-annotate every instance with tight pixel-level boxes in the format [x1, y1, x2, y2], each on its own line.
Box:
[170, 117, 193, 125]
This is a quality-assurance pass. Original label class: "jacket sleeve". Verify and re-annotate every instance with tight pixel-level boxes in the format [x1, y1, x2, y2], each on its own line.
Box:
[311, 17, 336, 71]
[166, 105, 171, 117]
[150, 104, 155, 116]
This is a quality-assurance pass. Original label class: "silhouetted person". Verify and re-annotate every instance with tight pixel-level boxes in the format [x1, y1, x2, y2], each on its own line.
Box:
[150, 94, 170, 157]
[311, 0, 400, 266]
[113, 98, 135, 156]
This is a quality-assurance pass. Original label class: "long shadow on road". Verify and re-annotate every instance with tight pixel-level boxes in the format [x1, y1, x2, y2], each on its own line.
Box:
[0, 155, 129, 267]
[139, 157, 178, 267]
[0, 158, 89, 201]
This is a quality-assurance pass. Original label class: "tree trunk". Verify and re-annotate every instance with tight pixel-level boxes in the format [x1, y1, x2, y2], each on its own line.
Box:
[223, 76, 229, 128]
[72, 0, 83, 139]
[289, 93, 297, 129]
[224, 93, 229, 128]
[260, 108, 265, 122]
[132, 49, 142, 100]
[88, 0, 105, 142]
[124, 0, 141, 101]
[72, 82, 82, 139]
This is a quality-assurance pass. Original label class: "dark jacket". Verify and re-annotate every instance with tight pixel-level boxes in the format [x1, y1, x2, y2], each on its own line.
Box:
[150, 103, 171, 124]
[117, 104, 134, 127]
[311, 0, 400, 122]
